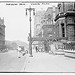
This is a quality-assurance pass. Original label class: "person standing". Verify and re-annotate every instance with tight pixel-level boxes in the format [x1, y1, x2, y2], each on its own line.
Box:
[50, 43, 56, 55]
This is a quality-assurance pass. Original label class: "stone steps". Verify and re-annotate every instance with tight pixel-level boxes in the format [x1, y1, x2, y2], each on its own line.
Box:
[64, 50, 75, 58]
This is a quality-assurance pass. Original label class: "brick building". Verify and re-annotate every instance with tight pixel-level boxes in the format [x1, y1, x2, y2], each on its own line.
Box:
[0, 17, 5, 51]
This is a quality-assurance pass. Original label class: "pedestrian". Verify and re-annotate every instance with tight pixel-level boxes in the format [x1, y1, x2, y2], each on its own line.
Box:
[49, 44, 54, 54]
[49, 45, 52, 54]
[50, 43, 56, 55]
[17, 46, 22, 58]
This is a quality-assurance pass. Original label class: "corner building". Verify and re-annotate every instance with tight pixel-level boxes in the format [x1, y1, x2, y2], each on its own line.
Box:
[55, 2, 75, 49]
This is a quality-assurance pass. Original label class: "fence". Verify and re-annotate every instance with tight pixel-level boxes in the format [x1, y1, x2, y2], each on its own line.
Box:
[63, 43, 75, 50]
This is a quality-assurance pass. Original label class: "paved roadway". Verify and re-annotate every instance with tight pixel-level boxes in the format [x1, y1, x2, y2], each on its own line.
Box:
[0, 50, 28, 72]
[1, 49, 75, 73]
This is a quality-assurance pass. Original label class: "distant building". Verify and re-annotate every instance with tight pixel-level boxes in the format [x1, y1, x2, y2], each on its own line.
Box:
[34, 10, 45, 37]
[0, 17, 5, 51]
[42, 25, 56, 41]
[41, 6, 58, 25]
[34, 6, 58, 38]
[41, 24, 56, 52]
[33, 6, 58, 52]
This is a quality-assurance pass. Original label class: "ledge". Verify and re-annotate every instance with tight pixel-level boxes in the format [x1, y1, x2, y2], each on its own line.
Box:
[64, 50, 75, 58]
[65, 11, 75, 17]
[55, 11, 75, 21]
[55, 12, 65, 21]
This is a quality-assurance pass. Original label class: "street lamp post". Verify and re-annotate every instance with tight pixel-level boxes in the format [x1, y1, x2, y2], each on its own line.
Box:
[26, 6, 35, 57]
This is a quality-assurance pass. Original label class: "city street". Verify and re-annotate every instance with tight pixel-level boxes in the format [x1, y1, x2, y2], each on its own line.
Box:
[0, 1, 75, 74]
[24, 51, 75, 72]
[0, 50, 28, 72]
[1, 49, 75, 72]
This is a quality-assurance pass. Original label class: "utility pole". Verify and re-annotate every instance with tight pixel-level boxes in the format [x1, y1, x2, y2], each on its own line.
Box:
[26, 6, 35, 57]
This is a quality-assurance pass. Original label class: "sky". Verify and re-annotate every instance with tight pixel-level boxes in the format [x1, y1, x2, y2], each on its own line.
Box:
[0, 2, 57, 43]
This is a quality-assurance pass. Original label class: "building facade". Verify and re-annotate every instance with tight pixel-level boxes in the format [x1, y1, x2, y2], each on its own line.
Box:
[42, 24, 56, 52]
[40, 7, 58, 52]
[34, 6, 58, 38]
[42, 25, 56, 41]
[33, 6, 58, 52]
[34, 10, 45, 37]
[0, 17, 5, 51]
[55, 2, 75, 49]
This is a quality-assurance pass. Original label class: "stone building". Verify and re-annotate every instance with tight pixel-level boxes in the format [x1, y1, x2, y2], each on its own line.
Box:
[41, 6, 58, 25]
[55, 2, 75, 49]
[34, 6, 58, 38]
[42, 25, 56, 41]
[42, 24, 56, 52]
[0, 17, 5, 51]
[37, 7, 58, 52]
[34, 10, 45, 37]
[33, 6, 58, 52]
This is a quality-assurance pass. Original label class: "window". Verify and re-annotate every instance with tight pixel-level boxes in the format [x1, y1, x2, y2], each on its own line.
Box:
[58, 3, 61, 12]
[61, 23, 65, 37]
[74, 2, 75, 9]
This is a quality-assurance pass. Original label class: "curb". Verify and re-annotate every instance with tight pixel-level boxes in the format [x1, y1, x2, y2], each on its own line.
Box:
[64, 55, 75, 59]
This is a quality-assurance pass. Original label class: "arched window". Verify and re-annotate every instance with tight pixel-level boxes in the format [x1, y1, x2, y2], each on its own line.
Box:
[58, 3, 61, 12]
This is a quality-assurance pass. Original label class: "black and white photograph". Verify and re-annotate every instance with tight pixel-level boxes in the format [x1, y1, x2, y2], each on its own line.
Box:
[0, 1, 75, 73]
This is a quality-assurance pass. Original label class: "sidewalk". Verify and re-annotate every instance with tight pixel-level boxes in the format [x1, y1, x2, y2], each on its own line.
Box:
[24, 52, 75, 72]
[0, 50, 28, 72]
